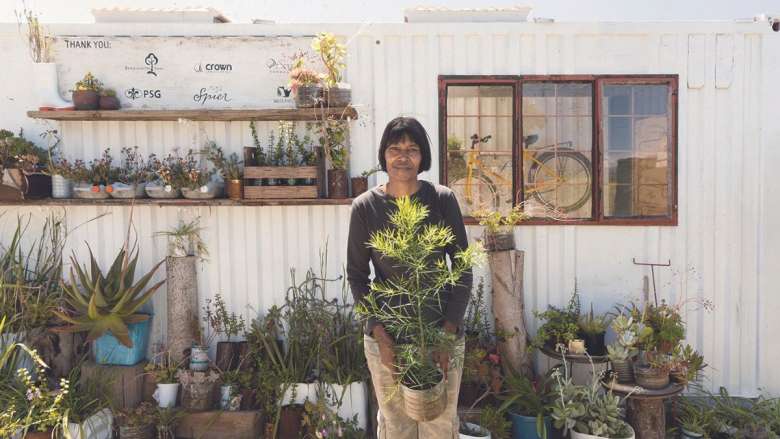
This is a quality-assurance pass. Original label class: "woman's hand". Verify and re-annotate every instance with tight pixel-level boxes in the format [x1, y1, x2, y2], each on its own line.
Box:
[372, 325, 397, 373]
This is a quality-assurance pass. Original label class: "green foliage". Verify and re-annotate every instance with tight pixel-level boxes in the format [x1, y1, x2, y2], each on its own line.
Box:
[531, 290, 581, 350]
[0, 128, 48, 172]
[145, 351, 182, 384]
[115, 401, 156, 428]
[54, 243, 165, 347]
[312, 32, 347, 88]
[154, 217, 209, 261]
[318, 119, 348, 170]
[86, 148, 114, 186]
[302, 397, 367, 439]
[203, 293, 246, 342]
[355, 196, 485, 389]
[73, 72, 103, 92]
[578, 304, 612, 335]
[627, 300, 685, 353]
[473, 204, 529, 235]
[148, 150, 186, 189]
[479, 405, 511, 439]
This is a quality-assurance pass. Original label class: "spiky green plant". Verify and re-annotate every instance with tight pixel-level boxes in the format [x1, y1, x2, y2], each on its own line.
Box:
[355, 196, 485, 390]
[54, 244, 165, 347]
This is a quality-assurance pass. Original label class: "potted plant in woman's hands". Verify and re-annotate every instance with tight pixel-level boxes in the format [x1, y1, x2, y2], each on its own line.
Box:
[578, 305, 611, 356]
[355, 196, 486, 422]
[498, 371, 555, 439]
[312, 32, 351, 107]
[289, 55, 323, 108]
[54, 243, 165, 365]
[71, 72, 103, 110]
[146, 351, 182, 408]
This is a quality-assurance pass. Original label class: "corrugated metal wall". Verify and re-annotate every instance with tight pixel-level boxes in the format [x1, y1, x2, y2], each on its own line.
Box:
[1, 21, 778, 396]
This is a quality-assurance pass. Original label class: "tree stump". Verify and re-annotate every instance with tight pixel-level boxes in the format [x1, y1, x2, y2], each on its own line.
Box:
[488, 249, 531, 377]
[166, 256, 199, 363]
[627, 398, 665, 439]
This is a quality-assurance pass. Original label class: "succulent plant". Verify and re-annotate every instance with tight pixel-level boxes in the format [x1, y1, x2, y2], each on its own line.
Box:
[54, 244, 165, 347]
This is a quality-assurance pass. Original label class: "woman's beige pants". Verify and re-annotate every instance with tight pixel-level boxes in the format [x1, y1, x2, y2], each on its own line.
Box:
[364, 334, 465, 439]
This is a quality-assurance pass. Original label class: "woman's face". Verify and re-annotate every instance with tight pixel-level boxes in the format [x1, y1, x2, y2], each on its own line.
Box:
[384, 135, 422, 183]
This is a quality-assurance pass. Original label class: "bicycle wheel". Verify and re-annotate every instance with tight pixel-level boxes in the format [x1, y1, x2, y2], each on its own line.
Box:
[527, 150, 592, 213]
[450, 175, 500, 214]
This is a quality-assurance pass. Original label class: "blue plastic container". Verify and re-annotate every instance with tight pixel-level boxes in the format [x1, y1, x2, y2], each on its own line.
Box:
[93, 318, 151, 365]
[510, 412, 552, 439]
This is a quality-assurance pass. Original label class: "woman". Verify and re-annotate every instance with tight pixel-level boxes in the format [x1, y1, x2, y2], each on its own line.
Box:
[347, 116, 472, 438]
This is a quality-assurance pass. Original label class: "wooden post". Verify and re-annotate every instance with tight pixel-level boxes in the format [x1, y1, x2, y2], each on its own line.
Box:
[627, 398, 666, 439]
[81, 361, 147, 409]
[166, 256, 199, 363]
[489, 249, 531, 377]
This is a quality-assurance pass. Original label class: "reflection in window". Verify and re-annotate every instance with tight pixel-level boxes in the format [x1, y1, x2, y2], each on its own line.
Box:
[446, 85, 514, 215]
[603, 84, 672, 217]
[522, 83, 593, 218]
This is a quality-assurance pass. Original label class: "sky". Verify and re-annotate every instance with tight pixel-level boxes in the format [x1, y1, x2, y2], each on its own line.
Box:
[1, 0, 778, 23]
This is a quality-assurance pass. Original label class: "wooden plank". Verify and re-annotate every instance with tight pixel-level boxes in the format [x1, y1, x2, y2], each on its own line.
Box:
[0, 197, 350, 206]
[81, 361, 146, 409]
[176, 411, 262, 439]
[243, 166, 318, 179]
[243, 185, 318, 199]
[27, 107, 358, 122]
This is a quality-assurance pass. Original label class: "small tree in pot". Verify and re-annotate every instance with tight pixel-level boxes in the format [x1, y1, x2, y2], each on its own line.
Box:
[355, 196, 485, 422]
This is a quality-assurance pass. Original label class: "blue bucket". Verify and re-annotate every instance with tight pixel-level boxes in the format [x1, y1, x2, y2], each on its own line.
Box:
[94, 318, 151, 366]
[509, 412, 551, 439]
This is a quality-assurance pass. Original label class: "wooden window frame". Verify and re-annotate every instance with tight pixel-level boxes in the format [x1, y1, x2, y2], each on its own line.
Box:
[439, 74, 678, 226]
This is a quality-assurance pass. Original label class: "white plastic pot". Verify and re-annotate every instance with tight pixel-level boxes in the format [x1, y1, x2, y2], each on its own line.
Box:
[459, 422, 491, 439]
[681, 428, 704, 439]
[153, 383, 180, 408]
[32, 63, 70, 108]
[570, 425, 635, 439]
[324, 382, 368, 430]
[281, 382, 318, 406]
[67, 408, 113, 439]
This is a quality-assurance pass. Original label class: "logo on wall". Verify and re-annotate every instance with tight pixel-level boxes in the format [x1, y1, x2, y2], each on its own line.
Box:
[277, 86, 291, 97]
[193, 86, 231, 106]
[125, 52, 164, 75]
[266, 50, 318, 75]
[145, 53, 159, 76]
[193, 62, 234, 73]
[125, 88, 162, 100]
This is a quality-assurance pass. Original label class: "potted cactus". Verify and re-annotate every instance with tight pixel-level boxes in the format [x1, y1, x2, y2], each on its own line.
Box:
[71, 72, 103, 110]
[54, 243, 165, 365]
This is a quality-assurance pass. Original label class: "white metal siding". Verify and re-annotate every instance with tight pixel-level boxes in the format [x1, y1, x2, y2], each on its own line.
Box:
[1, 21, 777, 396]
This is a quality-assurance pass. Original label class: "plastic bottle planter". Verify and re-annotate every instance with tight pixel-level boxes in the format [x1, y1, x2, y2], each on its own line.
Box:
[509, 413, 551, 439]
[189, 345, 209, 371]
[93, 318, 151, 366]
[219, 385, 242, 411]
[154, 383, 180, 408]
[73, 183, 110, 199]
[109, 182, 147, 199]
[460, 422, 491, 439]
[51, 175, 74, 198]
[146, 184, 181, 199]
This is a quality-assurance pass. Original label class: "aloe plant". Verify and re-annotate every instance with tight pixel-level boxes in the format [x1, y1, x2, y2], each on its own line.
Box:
[54, 245, 165, 347]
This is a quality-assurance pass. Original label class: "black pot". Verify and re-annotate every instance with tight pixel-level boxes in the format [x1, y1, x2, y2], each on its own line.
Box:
[215, 341, 248, 371]
[99, 95, 121, 110]
[23, 173, 51, 199]
[582, 331, 607, 356]
[72, 90, 99, 110]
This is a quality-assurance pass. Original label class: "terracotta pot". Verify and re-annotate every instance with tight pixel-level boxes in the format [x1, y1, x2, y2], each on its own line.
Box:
[327, 169, 348, 198]
[99, 95, 121, 110]
[72, 90, 99, 110]
[351, 176, 368, 197]
[226, 179, 243, 200]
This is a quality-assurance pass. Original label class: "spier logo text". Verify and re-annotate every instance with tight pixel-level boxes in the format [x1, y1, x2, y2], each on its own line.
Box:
[194, 63, 233, 73]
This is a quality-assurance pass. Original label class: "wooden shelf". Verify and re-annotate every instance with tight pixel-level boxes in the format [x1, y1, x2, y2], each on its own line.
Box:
[0, 197, 353, 207]
[26, 107, 358, 122]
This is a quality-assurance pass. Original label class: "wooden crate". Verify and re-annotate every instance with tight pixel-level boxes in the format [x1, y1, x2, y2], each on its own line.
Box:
[242, 147, 323, 199]
[81, 361, 147, 409]
[176, 411, 263, 439]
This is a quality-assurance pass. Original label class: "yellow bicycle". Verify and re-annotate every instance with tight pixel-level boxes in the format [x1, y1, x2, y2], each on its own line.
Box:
[450, 133, 592, 213]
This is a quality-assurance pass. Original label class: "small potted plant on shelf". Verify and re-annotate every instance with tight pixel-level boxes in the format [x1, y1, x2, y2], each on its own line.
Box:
[312, 32, 351, 107]
[626, 300, 687, 389]
[289, 55, 323, 108]
[54, 242, 165, 366]
[73, 148, 113, 199]
[147, 151, 184, 198]
[155, 407, 185, 439]
[146, 351, 182, 408]
[115, 402, 156, 439]
[578, 304, 611, 356]
[180, 149, 219, 199]
[351, 164, 380, 197]
[204, 293, 247, 371]
[355, 197, 485, 422]
[47, 155, 76, 198]
[176, 368, 220, 411]
[99, 88, 121, 110]
[204, 141, 243, 200]
[110, 146, 151, 198]
[71, 72, 103, 110]
[318, 119, 349, 198]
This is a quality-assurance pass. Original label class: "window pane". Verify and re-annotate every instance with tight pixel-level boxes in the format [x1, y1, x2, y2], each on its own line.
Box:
[521, 82, 593, 219]
[446, 85, 514, 216]
[602, 84, 672, 218]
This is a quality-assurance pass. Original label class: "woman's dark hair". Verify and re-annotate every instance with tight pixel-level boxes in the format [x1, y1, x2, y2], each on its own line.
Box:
[378, 117, 432, 174]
